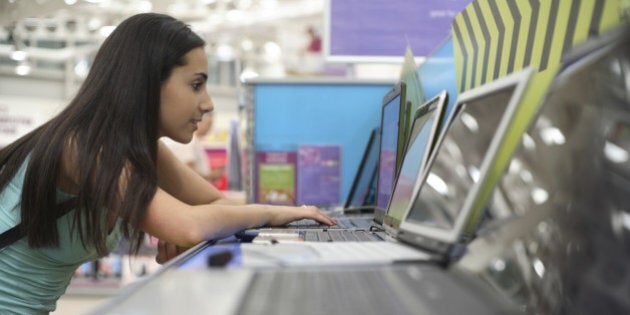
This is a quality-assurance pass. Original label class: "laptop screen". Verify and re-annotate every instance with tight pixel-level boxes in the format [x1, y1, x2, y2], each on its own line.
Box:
[376, 83, 405, 209]
[385, 91, 447, 226]
[399, 67, 533, 246]
[406, 86, 515, 229]
[344, 128, 379, 208]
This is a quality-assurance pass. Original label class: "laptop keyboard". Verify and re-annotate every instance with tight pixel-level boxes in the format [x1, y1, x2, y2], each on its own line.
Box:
[238, 266, 420, 315]
[287, 217, 372, 230]
[302, 229, 383, 242]
[237, 264, 501, 315]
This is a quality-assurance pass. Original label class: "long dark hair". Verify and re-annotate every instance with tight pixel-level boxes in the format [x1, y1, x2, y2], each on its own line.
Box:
[0, 13, 205, 255]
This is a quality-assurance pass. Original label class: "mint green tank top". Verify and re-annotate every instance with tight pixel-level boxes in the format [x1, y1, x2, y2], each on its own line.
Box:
[0, 160, 122, 314]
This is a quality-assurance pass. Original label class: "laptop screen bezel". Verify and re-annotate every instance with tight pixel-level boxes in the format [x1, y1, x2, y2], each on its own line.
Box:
[397, 67, 534, 247]
[374, 81, 407, 210]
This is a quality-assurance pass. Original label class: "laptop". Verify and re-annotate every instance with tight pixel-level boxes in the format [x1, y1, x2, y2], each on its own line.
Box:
[397, 67, 534, 255]
[381, 90, 448, 234]
[375, 81, 407, 212]
[255, 82, 408, 232]
[241, 67, 534, 261]
[251, 91, 449, 241]
[338, 127, 379, 213]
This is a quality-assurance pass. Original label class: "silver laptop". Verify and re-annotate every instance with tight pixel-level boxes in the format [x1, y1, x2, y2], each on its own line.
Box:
[397, 67, 534, 255]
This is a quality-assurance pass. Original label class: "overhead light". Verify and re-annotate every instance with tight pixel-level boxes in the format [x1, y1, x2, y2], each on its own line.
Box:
[237, 0, 253, 10]
[133, 0, 152, 12]
[240, 67, 258, 81]
[99, 25, 116, 37]
[240, 38, 254, 51]
[87, 17, 102, 31]
[226, 10, 245, 22]
[74, 59, 90, 78]
[16, 62, 31, 76]
[263, 41, 281, 63]
[64, 0, 78, 4]
[216, 44, 235, 61]
[10, 50, 28, 61]
[260, 0, 278, 10]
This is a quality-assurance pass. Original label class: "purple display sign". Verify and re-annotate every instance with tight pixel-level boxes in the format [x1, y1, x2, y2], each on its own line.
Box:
[297, 145, 341, 207]
[325, 0, 471, 62]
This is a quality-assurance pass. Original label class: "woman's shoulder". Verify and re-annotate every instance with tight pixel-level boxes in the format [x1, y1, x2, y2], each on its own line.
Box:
[0, 158, 30, 227]
[57, 136, 80, 195]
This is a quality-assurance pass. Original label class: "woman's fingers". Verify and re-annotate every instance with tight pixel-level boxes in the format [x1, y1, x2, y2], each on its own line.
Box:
[301, 205, 336, 225]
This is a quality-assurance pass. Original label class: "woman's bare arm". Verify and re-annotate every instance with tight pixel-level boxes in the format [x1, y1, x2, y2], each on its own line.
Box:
[156, 139, 235, 205]
[148, 139, 335, 248]
[141, 188, 333, 247]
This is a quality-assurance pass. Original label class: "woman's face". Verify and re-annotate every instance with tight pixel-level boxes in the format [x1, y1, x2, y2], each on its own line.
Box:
[158, 47, 213, 143]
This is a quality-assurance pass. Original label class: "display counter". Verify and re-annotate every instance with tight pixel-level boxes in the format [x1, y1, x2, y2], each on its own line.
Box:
[91, 238, 521, 315]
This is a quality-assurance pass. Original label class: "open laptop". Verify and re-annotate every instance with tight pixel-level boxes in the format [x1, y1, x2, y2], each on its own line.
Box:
[251, 90, 449, 242]
[382, 90, 449, 234]
[240, 67, 534, 262]
[262, 82, 407, 232]
[339, 127, 379, 213]
[375, 81, 407, 212]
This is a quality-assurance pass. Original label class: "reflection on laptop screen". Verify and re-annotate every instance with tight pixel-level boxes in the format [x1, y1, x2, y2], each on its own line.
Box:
[376, 88, 403, 209]
[386, 92, 447, 225]
[406, 85, 516, 230]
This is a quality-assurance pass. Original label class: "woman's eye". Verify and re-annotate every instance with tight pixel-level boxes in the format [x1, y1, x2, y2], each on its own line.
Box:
[192, 82, 203, 91]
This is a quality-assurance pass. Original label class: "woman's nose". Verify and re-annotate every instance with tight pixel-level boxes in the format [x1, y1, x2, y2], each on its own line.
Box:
[201, 93, 214, 113]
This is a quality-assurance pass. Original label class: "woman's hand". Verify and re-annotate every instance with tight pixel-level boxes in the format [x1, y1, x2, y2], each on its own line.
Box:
[266, 205, 337, 227]
[155, 239, 190, 264]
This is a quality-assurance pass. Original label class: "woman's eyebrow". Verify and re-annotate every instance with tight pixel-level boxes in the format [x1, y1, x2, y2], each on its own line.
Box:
[194, 72, 208, 80]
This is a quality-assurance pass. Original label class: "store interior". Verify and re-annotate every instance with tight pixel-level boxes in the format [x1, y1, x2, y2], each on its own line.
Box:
[2, 0, 630, 314]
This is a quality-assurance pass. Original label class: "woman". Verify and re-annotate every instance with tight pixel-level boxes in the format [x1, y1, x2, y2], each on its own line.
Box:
[0, 13, 334, 314]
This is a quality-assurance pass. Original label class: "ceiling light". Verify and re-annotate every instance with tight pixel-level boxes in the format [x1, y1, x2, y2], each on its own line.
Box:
[133, 1, 152, 12]
[16, 63, 31, 76]
[240, 67, 258, 82]
[74, 59, 90, 78]
[216, 44, 235, 61]
[87, 17, 102, 31]
[263, 41, 281, 63]
[10, 50, 28, 61]
[99, 25, 116, 37]
[240, 38, 254, 51]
